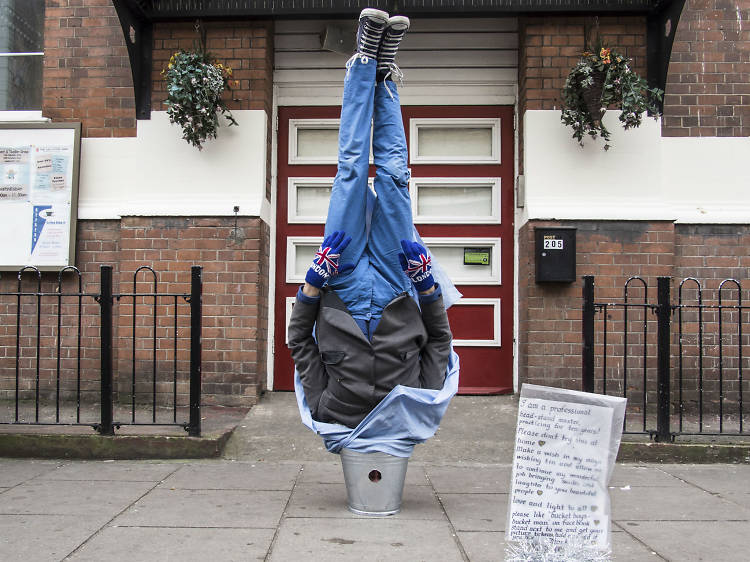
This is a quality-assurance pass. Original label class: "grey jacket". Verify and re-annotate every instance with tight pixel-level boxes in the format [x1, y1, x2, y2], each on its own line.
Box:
[287, 289, 452, 428]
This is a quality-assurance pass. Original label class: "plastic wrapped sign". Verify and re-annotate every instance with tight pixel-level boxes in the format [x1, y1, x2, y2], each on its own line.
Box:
[0, 123, 80, 270]
[506, 384, 626, 550]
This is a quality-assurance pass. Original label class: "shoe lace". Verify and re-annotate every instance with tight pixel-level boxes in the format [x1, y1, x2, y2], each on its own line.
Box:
[345, 53, 369, 77]
[382, 63, 404, 100]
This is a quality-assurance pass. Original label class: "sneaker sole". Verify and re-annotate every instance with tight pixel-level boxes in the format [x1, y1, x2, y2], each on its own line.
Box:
[386, 15, 410, 31]
[360, 8, 389, 25]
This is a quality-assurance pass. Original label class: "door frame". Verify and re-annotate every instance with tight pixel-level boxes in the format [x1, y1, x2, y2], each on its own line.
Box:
[268, 103, 519, 392]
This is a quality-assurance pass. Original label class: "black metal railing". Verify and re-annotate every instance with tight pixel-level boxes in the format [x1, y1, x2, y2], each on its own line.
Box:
[582, 275, 747, 442]
[0, 265, 202, 436]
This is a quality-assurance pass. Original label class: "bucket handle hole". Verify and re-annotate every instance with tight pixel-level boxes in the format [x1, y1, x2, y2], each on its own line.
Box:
[368, 469, 382, 483]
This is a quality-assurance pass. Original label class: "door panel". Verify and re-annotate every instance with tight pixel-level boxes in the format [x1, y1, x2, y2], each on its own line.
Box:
[275, 105, 514, 393]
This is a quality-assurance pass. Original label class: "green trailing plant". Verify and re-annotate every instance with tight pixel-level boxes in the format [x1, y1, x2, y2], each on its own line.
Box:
[561, 46, 663, 150]
[163, 50, 238, 150]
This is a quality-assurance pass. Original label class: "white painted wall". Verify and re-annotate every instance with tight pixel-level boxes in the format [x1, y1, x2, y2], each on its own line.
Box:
[77, 110, 268, 220]
[521, 110, 750, 224]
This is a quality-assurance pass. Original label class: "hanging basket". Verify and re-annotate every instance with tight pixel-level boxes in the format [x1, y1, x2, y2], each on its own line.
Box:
[581, 70, 607, 126]
[561, 46, 664, 149]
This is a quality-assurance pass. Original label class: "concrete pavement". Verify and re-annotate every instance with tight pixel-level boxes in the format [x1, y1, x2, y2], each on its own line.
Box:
[1, 393, 749, 561]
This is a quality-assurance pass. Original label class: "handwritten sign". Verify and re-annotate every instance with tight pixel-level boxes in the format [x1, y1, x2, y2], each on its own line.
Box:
[508, 396, 615, 547]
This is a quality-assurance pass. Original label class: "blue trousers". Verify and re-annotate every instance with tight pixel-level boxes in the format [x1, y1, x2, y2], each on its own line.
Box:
[325, 56, 415, 322]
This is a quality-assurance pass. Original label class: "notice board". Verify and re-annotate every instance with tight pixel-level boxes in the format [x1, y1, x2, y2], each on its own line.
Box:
[0, 123, 80, 270]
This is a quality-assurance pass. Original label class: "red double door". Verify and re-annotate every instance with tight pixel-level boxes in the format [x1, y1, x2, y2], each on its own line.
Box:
[274, 105, 514, 393]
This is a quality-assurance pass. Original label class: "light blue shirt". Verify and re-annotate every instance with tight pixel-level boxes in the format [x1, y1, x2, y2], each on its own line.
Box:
[294, 346, 460, 457]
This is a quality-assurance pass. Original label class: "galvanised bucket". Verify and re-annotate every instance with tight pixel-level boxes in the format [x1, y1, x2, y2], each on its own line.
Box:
[340, 448, 410, 516]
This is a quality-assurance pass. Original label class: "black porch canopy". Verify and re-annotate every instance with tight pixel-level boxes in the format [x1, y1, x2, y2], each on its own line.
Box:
[123, 0, 667, 19]
[113, 0, 683, 119]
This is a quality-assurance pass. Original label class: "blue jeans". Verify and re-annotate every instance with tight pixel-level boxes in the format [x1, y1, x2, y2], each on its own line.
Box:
[325, 56, 415, 322]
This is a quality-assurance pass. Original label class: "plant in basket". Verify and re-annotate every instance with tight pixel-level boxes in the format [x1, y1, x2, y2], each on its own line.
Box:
[162, 49, 239, 150]
[561, 46, 663, 150]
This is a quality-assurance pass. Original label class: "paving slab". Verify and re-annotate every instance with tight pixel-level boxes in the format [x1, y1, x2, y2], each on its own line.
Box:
[0, 459, 60, 487]
[35, 460, 179, 482]
[223, 393, 331, 462]
[226, 393, 519, 464]
[609, 464, 685, 488]
[298, 460, 429, 486]
[113, 488, 288, 528]
[658, 463, 750, 492]
[67, 526, 275, 562]
[0, 514, 105, 562]
[411, 396, 518, 464]
[158, 461, 300, 490]
[619, 521, 750, 562]
[439, 492, 508, 532]
[427, 464, 512, 493]
[610, 482, 750, 521]
[610, 530, 665, 561]
[286, 482, 443, 520]
[455, 530, 504, 562]
[0, 480, 155, 517]
[268, 517, 464, 562]
[657, 463, 750, 510]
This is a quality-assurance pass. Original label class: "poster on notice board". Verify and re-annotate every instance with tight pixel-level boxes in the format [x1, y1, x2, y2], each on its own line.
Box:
[0, 123, 80, 270]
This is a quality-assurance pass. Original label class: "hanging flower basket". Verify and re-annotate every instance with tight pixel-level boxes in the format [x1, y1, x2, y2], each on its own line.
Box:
[580, 69, 607, 126]
[162, 50, 238, 150]
[561, 47, 663, 150]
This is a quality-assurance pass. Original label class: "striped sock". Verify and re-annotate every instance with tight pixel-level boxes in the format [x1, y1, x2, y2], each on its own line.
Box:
[356, 9, 388, 59]
[377, 16, 410, 81]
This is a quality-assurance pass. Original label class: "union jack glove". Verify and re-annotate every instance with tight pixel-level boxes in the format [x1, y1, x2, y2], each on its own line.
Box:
[398, 239, 435, 293]
[305, 230, 353, 289]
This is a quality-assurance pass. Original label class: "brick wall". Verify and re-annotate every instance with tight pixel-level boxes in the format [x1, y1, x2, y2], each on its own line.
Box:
[25, 9, 276, 410]
[517, 3, 750, 140]
[518, 15, 648, 113]
[662, 0, 750, 137]
[43, 0, 135, 137]
[111, 217, 268, 407]
[0, 217, 268, 410]
[672, 224, 749, 421]
[518, 220, 674, 391]
[43, 5, 276, 147]
[519, 220, 748, 420]
[675, 224, 750, 284]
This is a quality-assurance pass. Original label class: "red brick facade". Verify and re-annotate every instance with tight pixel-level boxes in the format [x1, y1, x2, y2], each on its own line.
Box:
[518, 221, 675, 390]
[43, 0, 136, 137]
[517, 2, 748, 394]
[662, 0, 750, 137]
[518, 221, 748, 402]
[30, 7, 276, 408]
[519, 15, 648, 113]
[28, 3, 749, 407]
[0, 218, 269, 407]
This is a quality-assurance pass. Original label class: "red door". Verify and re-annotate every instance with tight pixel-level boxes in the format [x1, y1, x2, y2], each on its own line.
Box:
[275, 106, 514, 393]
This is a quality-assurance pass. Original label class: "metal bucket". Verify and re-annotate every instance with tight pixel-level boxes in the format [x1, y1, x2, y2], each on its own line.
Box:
[340, 448, 410, 516]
